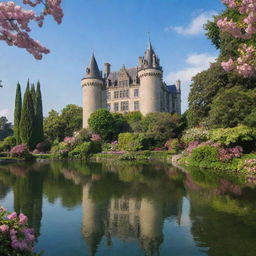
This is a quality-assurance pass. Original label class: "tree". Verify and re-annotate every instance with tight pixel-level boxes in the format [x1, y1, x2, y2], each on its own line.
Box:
[60, 104, 82, 137]
[34, 81, 44, 144]
[138, 112, 180, 143]
[0, 116, 13, 141]
[88, 109, 117, 141]
[0, 1, 63, 59]
[30, 83, 36, 111]
[208, 86, 256, 128]
[13, 82, 22, 144]
[19, 86, 35, 150]
[44, 110, 66, 142]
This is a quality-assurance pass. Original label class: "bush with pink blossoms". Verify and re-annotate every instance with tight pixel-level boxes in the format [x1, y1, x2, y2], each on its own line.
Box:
[165, 138, 184, 153]
[10, 144, 34, 160]
[219, 146, 243, 161]
[91, 134, 102, 142]
[0, 207, 42, 256]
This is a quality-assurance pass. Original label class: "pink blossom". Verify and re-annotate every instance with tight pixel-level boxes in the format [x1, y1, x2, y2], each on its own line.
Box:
[7, 212, 17, 220]
[91, 134, 101, 141]
[221, 58, 235, 72]
[0, 224, 9, 232]
[19, 213, 28, 225]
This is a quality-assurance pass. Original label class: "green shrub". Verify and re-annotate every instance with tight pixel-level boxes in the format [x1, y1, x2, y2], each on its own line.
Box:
[68, 142, 92, 159]
[165, 138, 183, 153]
[102, 143, 111, 152]
[0, 136, 16, 152]
[210, 125, 256, 149]
[189, 145, 220, 168]
[90, 141, 102, 153]
[118, 133, 143, 151]
[118, 152, 137, 161]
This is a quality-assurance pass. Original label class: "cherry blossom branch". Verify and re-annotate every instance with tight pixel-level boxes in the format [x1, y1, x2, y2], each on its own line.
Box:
[0, 1, 63, 59]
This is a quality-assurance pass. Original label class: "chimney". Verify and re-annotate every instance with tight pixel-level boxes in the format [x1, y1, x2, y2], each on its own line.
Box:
[103, 63, 111, 78]
[176, 80, 181, 92]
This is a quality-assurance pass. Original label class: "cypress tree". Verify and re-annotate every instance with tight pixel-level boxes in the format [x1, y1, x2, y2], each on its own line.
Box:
[30, 83, 36, 111]
[20, 86, 35, 150]
[14, 82, 22, 144]
[35, 81, 44, 144]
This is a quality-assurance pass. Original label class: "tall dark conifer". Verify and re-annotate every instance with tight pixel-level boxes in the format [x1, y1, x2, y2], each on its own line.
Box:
[20, 85, 35, 150]
[14, 83, 22, 144]
[35, 81, 44, 143]
[30, 83, 36, 111]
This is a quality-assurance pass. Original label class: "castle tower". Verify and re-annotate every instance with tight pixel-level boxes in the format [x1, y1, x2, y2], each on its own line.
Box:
[138, 40, 163, 116]
[81, 54, 105, 128]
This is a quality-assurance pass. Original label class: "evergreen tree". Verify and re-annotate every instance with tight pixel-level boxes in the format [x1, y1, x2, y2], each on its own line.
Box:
[13, 82, 22, 144]
[20, 86, 35, 150]
[30, 83, 36, 111]
[35, 81, 44, 144]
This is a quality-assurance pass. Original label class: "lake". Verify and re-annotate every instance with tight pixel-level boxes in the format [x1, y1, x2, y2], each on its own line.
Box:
[0, 160, 256, 256]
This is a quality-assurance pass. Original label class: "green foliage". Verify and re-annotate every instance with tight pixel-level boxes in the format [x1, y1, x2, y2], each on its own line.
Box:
[187, 8, 256, 128]
[118, 133, 144, 151]
[181, 127, 210, 145]
[165, 138, 183, 153]
[210, 125, 256, 147]
[20, 86, 35, 150]
[14, 83, 22, 144]
[44, 110, 66, 142]
[208, 87, 256, 128]
[118, 152, 137, 161]
[188, 145, 220, 168]
[136, 112, 180, 145]
[88, 109, 117, 141]
[61, 104, 82, 137]
[75, 128, 92, 143]
[0, 136, 16, 152]
[68, 142, 92, 159]
[243, 109, 256, 127]
[0, 117, 13, 141]
[44, 105, 82, 142]
[34, 82, 44, 144]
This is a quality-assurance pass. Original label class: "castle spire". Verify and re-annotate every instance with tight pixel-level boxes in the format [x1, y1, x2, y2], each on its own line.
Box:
[85, 53, 102, 79]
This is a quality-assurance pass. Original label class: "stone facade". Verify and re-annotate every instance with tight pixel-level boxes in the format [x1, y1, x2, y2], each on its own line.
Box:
[81, 41, 181, 127]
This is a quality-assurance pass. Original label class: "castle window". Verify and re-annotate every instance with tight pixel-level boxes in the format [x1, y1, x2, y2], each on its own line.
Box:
[125, 89, 129, 98]
[114, 102, 119, 112]
[120, 90, 124, 98]
[107, 104, 111, 111]
[134, 101, 139, 111]
[114, 91, 119, 99]
[121, 101, 129, 111]
[107, 91, 111, 100]
[134, 89, 139, 97]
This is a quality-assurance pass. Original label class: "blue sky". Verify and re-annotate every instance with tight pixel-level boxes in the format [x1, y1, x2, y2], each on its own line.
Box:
[0, 0, 225, 122]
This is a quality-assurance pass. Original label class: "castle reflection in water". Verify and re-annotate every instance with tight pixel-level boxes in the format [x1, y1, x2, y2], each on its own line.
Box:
[1, 161, 256, 256]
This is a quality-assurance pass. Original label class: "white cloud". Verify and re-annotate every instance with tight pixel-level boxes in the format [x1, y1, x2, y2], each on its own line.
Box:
[0, 108, 12, 122]
[166, 53, 216, 84]
[165, 11, 217, 36]
[166, 53, 217, 112]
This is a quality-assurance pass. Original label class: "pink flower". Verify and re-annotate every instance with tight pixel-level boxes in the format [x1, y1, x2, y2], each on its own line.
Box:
[0, 225, 9, 232]
[7, 212, 17, 220]
[19, 213, 28, 225]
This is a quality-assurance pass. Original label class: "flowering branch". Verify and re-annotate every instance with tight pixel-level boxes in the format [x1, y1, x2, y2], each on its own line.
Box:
[217, 0, 256, 77]
[0, 1, 63, 59]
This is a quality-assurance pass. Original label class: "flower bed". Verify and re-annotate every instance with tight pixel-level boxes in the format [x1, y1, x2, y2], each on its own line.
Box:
[0, 207, 42, 256]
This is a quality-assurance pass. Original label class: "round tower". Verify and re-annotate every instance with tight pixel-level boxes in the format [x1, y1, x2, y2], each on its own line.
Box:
[81, 54, 105, 128]
[138, 40, 163, 115]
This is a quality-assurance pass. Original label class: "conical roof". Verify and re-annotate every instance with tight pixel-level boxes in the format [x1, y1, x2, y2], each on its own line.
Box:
[85, 54, 102, 79]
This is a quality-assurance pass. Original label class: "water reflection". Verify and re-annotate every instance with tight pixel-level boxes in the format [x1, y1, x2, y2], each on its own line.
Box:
[0, 162, 256, 255]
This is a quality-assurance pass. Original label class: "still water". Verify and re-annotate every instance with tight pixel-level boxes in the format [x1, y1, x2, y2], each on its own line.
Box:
[0, 160, 256, 256]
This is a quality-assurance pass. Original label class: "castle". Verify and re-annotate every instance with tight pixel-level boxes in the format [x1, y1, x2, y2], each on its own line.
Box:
[81, 40, 181, 127]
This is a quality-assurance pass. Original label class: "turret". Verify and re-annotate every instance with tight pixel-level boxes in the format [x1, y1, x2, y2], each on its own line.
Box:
[81, 54, 106, 127]
[138, 40, 163, 115]
[175, 80, 181, 114]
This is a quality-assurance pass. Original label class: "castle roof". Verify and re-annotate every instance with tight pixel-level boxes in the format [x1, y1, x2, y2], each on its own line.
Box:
[166, 85, 177, 93]
[107, 67, 138, 83]
[85, 54, 102, 79]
